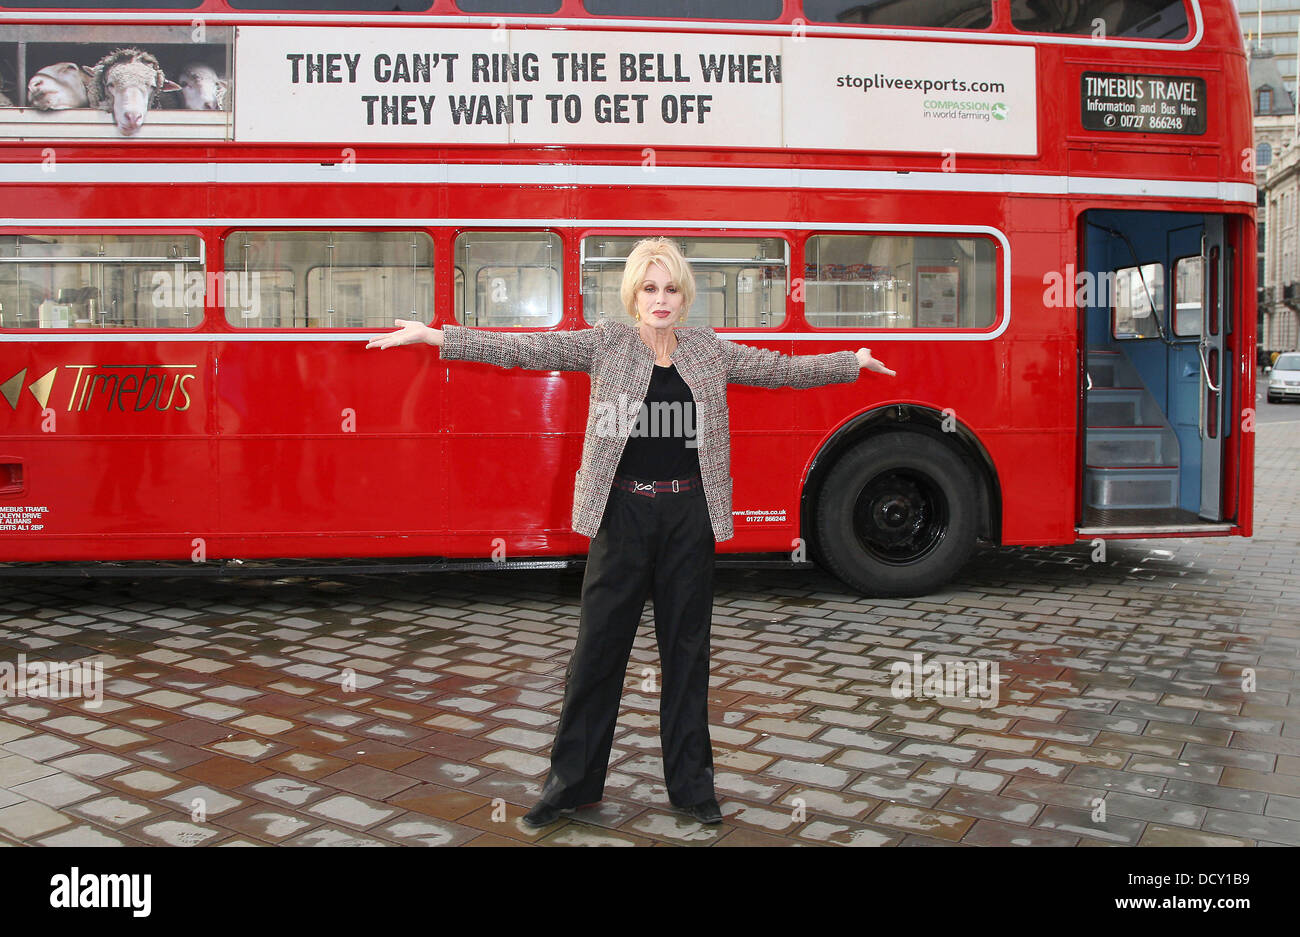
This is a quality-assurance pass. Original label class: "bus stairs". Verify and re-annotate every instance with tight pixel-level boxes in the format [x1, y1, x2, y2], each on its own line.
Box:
[1084, 347, 1181, 513]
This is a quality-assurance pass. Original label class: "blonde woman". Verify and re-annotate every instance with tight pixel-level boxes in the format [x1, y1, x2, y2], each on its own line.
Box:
[367, 237, 895, 827]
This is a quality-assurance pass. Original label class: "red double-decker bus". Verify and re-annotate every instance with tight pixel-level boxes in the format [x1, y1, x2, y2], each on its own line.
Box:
[0, 0, 1255, 595]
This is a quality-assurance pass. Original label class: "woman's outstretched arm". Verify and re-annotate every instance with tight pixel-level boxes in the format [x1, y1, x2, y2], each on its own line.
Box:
[365, 318, 601, 373]
[721, 336, 896, 388]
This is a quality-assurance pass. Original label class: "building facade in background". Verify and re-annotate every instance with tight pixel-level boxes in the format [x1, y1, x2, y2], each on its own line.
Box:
[1239, 0, 1300, 89]
[1241, 1, 1300, 355]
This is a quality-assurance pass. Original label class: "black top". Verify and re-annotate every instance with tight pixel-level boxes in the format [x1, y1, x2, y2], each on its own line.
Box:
[615, 363, 701, 480]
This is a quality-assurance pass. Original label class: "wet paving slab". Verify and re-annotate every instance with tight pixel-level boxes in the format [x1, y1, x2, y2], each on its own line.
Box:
[0, 420, 1297, 847]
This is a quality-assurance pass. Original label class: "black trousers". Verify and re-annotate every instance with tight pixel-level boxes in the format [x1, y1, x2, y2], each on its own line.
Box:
[537, 482, 716, 808]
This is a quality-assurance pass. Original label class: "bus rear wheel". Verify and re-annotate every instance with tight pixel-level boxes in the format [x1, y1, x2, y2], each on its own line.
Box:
[814, 433, 979, 597]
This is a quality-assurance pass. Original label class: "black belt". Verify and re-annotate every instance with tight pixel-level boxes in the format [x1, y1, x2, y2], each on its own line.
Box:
[613, 473, 702, 497]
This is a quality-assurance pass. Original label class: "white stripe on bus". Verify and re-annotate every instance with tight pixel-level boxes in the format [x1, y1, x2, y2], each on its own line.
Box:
[0, 163, 1256, 205]
[0, 3, 1207, 51]
[0, 331, 1005, 343]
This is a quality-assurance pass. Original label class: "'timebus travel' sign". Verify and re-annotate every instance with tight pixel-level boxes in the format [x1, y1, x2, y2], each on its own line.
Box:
[1080, 71, 1207, 135]
[233, 27, 1037, 155]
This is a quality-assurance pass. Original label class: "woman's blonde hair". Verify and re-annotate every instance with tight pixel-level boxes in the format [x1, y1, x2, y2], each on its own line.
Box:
[620, 237, 696, 321]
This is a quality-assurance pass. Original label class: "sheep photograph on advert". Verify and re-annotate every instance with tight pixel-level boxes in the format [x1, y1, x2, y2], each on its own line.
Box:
[1, 25, 230, 139]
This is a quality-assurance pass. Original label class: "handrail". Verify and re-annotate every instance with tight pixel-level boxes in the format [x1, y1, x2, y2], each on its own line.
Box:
[1197, 341, 1220, 393]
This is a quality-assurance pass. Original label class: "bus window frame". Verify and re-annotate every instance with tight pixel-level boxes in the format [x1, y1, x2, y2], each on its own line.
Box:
[303, 262, 434, 329]
[1008, 0, 1195, 42]
[798, 228, 1004, 334]
[231, 265, 295, 328]
[450, 226, 568, 330]
[580, 0, 783, 23]
[1171, 252, 1202, 338]
[576, 227, 792, 332]
[218, 226, 436, 331]
[800, 0, 995, 31]
[1110, 259, 1165, 341]
[0, 226, 208, 332]
[457, 0, 561, 14]
[0, 1, 1210, 52]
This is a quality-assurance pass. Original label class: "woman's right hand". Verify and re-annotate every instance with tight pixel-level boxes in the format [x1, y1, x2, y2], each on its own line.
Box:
[365, 318, 442, 350]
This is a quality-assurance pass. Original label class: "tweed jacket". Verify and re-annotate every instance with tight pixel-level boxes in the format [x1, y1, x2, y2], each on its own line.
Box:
[439, 318, 860, 542]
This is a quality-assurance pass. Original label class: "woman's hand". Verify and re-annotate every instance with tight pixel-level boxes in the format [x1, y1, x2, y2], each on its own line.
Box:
[855, 347, 896, 376]
[365, 318, 442, 350]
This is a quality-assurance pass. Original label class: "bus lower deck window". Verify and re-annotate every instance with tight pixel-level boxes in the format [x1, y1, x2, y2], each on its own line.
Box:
[0, 234, 204, 330]
[224, 231, 434, 329]
[455, 231, 563, 328]
[581, 236, 788, 329]
[804, 234, 996, 330]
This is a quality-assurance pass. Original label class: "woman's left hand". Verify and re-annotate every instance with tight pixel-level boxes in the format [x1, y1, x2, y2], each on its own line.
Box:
[855, 348, 896, 376]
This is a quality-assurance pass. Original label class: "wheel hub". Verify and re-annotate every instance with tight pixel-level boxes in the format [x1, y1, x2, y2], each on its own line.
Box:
[877, 495, 914, 530]
[853, 471, 948, 563]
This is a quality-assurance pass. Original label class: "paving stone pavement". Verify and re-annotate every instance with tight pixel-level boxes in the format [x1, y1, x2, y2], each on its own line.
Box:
[0, 420, 1297, 847]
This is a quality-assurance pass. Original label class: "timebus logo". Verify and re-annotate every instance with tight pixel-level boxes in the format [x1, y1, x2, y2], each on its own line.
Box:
[1, 364, 197, 413]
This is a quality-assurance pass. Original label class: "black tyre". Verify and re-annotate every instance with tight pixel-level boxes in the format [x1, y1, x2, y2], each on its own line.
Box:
[814, 432, 980, 597]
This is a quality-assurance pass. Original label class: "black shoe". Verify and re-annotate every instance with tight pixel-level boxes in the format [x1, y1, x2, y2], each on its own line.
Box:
[521, 801, 567, 828]
[682, 798, 722, 824]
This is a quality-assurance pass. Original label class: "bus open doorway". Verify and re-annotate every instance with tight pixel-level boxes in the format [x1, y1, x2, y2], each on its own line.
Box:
[1077, 209, 1235, 535]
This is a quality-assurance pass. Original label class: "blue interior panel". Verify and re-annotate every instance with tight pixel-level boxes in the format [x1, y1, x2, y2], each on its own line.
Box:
[1082, 209, 1206, 513]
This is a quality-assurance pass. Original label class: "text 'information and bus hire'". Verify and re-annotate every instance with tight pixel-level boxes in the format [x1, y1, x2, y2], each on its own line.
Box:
[1081, 71, 1207, 135]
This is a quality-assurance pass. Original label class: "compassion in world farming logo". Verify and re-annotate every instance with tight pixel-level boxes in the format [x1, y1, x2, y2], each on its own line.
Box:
[922, 99, 1008, 122]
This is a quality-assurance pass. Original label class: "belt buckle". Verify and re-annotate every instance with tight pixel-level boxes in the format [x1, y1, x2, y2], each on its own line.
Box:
[672, 479, 680, 492]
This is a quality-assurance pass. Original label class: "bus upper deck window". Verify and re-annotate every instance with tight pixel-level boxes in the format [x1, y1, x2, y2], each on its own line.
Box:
[582, 0, 782, 20]
[1011, 0, 1189, 39]
[0, 0, 199, 6]
[803, 1, 992, 28]
[457, 0, 561, 12]
[225, 0, 431, 9]
[0, 234, 204, 330]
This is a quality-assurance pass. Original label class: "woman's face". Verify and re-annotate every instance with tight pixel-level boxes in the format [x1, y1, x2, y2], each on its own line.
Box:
[636, 261, 686, 331]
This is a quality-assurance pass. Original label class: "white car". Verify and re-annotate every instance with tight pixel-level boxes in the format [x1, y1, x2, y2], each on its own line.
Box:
[1267, 352, 1300, 403]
